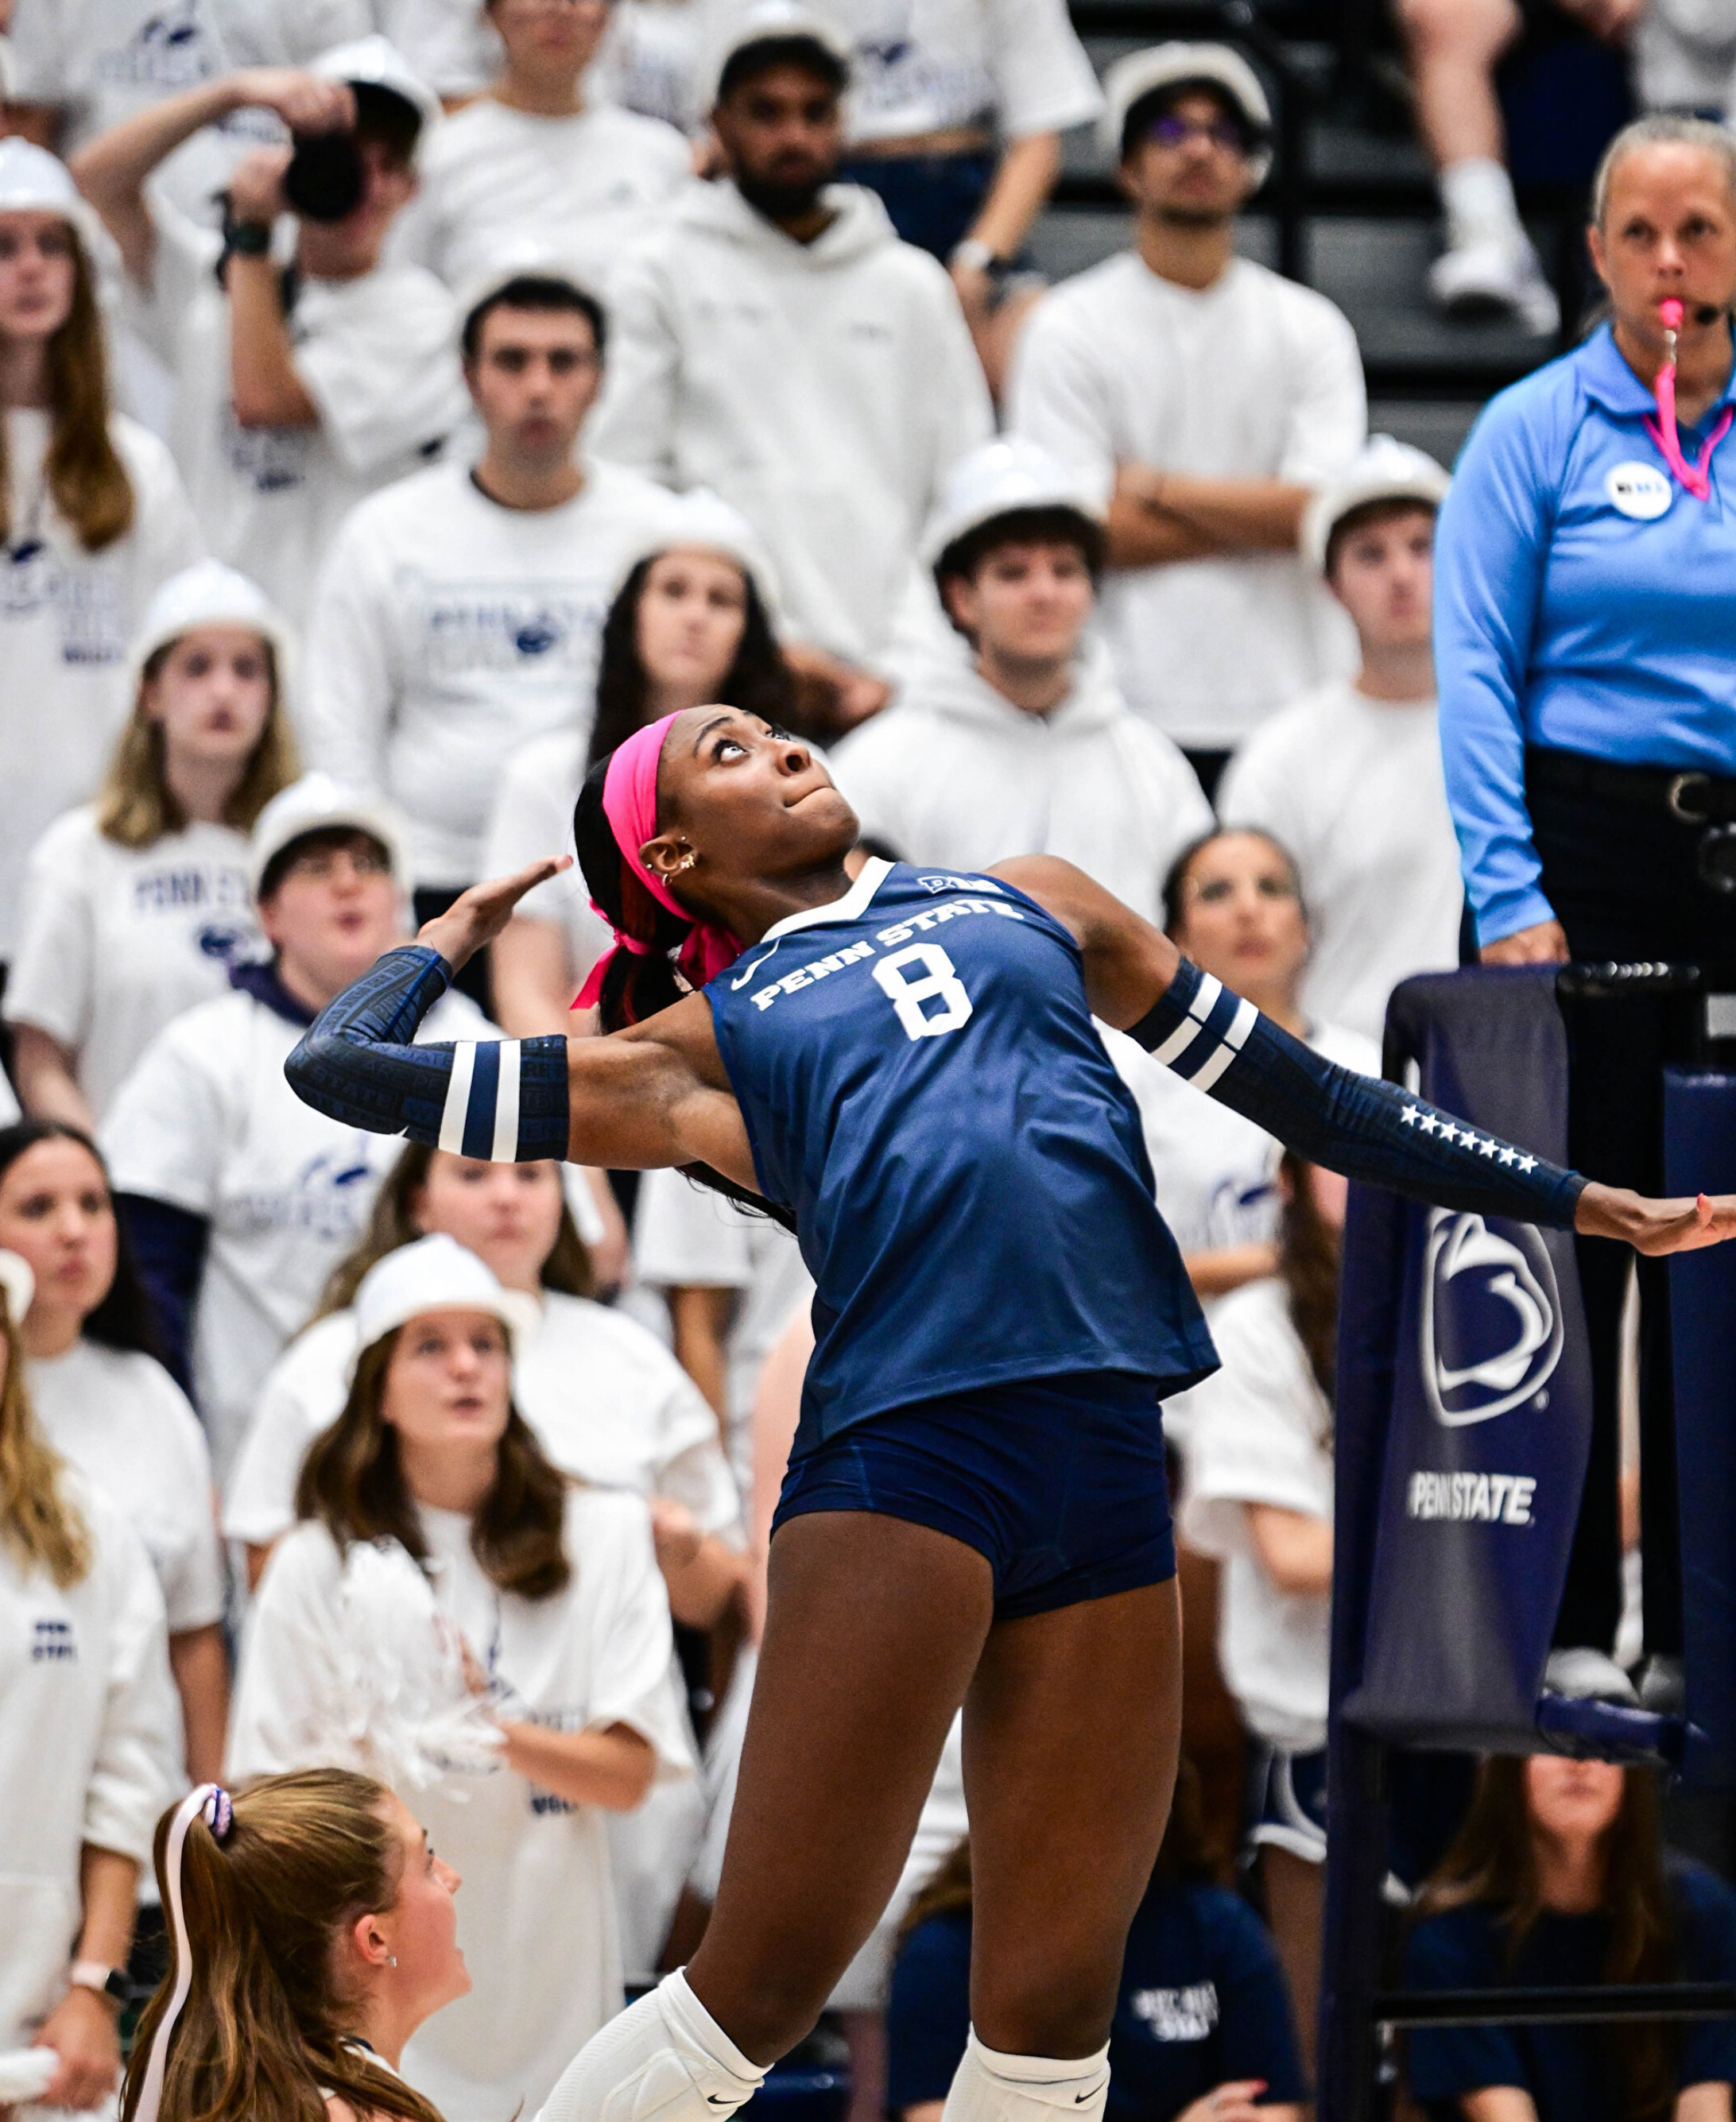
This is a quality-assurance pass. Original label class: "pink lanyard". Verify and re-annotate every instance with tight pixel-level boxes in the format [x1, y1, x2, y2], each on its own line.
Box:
[1645, 297, 1734, 501]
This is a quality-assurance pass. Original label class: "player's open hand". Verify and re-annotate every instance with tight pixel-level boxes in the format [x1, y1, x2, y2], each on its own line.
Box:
[417, 858, 571, 974]
[1575, 1182, 1736, 1255]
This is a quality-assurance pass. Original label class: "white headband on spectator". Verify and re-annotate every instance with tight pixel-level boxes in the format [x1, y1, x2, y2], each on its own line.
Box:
[130, 1783, 234, 2122]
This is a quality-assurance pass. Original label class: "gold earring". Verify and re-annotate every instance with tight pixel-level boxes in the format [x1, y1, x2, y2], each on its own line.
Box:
[676, 850, 698, 873]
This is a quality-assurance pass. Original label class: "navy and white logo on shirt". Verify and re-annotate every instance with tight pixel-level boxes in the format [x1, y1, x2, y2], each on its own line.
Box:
[1129, 1982, 1219, 2043]
[31, 1617, 76, 1662]
[1605, 461, 1673, 521]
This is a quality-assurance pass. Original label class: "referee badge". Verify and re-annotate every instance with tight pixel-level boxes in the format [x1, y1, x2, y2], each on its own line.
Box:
[1605, 460, 1673, 519]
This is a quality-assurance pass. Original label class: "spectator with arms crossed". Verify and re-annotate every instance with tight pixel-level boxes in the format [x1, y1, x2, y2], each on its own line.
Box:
[1009, 43, 1364, 798]
[1219, 438, 1462, 1045]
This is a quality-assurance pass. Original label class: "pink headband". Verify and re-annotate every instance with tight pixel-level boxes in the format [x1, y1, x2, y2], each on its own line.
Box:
[575, 713, 744, 1014]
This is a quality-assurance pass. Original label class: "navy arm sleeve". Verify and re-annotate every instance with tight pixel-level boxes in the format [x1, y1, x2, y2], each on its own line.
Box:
[285, 946, 571, 1162]
[1129, 958, 1585, 1228]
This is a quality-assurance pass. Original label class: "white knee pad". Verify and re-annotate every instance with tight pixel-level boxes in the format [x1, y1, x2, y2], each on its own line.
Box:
[535, 1969, 766, 2122]
[940, 2029, 1112, 2122]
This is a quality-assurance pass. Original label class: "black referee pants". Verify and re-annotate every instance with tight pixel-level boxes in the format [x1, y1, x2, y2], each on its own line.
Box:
[1528, 749, 1736, 1659]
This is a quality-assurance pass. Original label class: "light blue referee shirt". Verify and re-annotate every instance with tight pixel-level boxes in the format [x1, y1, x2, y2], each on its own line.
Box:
[1436, 321, 1736, 944]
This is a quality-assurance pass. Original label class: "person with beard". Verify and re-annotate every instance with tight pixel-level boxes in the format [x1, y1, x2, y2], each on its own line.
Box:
[588, 0, 994, 734]
[1007, 44, 1365, 801]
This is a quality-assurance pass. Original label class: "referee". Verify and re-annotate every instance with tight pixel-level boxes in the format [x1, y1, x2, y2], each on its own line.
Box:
[1436, 112, 1736, 1713]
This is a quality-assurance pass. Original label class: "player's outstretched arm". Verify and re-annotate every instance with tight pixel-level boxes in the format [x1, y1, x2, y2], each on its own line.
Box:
[283, 862, 758, 1191]
[994, 854, 1736, 1257]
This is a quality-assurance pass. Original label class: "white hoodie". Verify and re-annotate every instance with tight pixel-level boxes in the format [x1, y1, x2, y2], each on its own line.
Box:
[829, 637, 1214, 920]
[588, 180, 993, 667]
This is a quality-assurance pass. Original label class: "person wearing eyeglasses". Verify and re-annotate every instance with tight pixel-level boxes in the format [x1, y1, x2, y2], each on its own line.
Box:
[97, 776, 490, 1485]
[1008, 43, 1365, 803]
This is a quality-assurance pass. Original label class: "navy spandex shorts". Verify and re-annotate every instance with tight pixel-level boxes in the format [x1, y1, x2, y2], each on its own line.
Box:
[771, 1369, 1176, 1618]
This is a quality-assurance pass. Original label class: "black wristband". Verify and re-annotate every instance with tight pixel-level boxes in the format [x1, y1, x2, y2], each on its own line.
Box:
[226, 219, 272, 256]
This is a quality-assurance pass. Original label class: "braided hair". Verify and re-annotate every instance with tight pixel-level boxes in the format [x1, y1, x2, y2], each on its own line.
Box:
[573, 756, 796, 1231]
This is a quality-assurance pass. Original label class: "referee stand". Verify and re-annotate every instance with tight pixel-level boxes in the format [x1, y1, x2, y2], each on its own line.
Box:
[1317, 962, 1736, 2118]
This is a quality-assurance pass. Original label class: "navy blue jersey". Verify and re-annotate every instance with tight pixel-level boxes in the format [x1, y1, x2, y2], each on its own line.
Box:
[704, 860, 1217, 1455]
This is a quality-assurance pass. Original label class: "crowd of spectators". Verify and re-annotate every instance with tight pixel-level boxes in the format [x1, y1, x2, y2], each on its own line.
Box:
[4, 2, 1736, 2119]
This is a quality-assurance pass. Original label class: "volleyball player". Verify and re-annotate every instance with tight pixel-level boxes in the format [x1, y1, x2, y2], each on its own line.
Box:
[282, 707, 1735, 2122]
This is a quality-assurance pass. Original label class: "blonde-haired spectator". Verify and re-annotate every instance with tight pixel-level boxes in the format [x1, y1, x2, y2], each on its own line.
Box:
[6, 562, 299, 1130]
[0, 1245, 172, 2115]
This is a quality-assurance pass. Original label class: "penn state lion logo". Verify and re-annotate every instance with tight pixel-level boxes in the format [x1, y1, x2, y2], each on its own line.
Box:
[1421, 1210, 1564, 1427]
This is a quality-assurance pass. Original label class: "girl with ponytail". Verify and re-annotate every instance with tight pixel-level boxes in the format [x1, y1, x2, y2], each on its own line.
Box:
[122, 1772, 467, 2122]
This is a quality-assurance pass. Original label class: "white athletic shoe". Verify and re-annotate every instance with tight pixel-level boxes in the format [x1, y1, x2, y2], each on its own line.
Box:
[1543, 1645, 1641, 1706]
[1428, 234, 1560, 335]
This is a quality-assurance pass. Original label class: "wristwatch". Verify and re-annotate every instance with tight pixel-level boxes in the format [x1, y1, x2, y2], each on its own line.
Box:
[949, 236, 1002, 277]
[68, 1961, 130, 2010]
[226, 219, 273, 257]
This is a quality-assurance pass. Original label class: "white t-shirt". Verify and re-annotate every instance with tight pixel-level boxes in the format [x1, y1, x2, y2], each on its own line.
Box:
[633, 1167, 814, 1497]
[589, 178, 993, 666]
[229, 1490, 693, 2122]
[721, 0, 1100, 143]
[1009, 253, 1366, 747]
[0, 1473, 170, 2051]
[29, 1339, 224, 1639]
[1179, 1276, 1333, 1752]
[223, 1288, 742, 1548]
[129, 199, 471, 628]
[829, 638, 1212, 924]
[0, 409, 203, 958]
[1216, 681, 1463, 1045]
[6, 807, 260, 1120]
[393, 96, 692, 299]
[1100, 1016, 1378, 1256]
[481, 727, 614, 989]
[98, 974, 489, 1483]
[303, 458, 676, 885]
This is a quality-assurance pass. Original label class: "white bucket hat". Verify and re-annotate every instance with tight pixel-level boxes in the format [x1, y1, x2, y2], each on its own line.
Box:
[612, 488, 785, 630]
[1100, 43, 1273, 180]
[249, 771, 414, 899]
[349, 1233, 542, 1377]
[707, 0, 851, 104]
[0, 1249, 36, 1330]
[0, 137, 120, 285]
[127, 560, 297, 705]
[1301, 435, 1452, 574]
[311, 36, 443, 149]
[920, 436, 1106, 571]
[454, 242, 607, 355]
